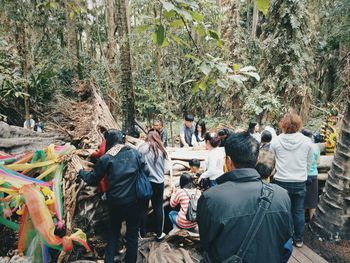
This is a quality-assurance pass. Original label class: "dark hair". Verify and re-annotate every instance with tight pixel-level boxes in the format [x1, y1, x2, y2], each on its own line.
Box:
[105, 129, 126, 151]
[189, 158, 200, 168]
[204, 132, 221, 148]
[256, 149, 275, 179]
[279, 113, 302, 134]
[185, 114, 194, 122]
[148, 128, 161, 135]
[261, 130, 272, 143]
[218, 128, 229, 137]
[195, 120, 206, 137]
[145, 130, 168, 163]
[248, 122, 258, 134]
[301, 128, 313, 139]
[180, 172, 193, 189]
[225, 132, 259, 168]
[314, 132, 323, 143]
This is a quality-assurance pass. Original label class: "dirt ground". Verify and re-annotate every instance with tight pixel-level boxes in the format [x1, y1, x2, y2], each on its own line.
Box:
[304, 226, 350, 263]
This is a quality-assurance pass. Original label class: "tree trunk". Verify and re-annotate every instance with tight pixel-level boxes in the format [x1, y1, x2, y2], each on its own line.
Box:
[106, 0, 116, 74]
[66, 0, 79, 79]
[311, 102, 350, 239]
[16, 23, 30, 119]
[116, 0, 136, 135]
[251, 0, 259, 39]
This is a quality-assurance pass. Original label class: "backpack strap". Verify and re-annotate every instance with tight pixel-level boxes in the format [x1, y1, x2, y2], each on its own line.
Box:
[223, 180, 274, 263]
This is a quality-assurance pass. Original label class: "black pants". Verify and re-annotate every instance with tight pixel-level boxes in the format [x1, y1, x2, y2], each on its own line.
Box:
[105, 201, 141, 263]
[140, 182, 164, 237]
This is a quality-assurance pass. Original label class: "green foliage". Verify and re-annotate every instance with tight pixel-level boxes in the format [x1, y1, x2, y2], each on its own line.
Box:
[256, 0, 270, 16]
[0, 39, 27, 101]
[259, 0, 313, 111]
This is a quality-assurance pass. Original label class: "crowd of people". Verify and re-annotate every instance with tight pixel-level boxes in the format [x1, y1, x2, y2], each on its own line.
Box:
[77, 112, 322, 263]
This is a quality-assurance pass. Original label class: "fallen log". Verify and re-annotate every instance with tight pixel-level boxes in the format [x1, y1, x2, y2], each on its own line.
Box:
[0, 121, 68, 154]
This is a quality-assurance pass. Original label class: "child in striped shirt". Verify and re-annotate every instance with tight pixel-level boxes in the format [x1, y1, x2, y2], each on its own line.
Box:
[169, 173, 199, 230]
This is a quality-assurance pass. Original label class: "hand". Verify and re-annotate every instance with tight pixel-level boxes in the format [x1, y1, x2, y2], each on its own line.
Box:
[171, 186, 176, 193]
[87, 149, 96, 155]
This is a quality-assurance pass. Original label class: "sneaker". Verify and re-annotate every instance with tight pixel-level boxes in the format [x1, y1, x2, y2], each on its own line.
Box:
[117, 246, 126, 254]
[295, 240, 303, 248]
[156, 232, 166, 241]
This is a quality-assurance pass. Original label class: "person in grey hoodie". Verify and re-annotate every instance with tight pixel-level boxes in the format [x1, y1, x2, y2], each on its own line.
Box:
[138, 130, 169, 240]
[270, 113, 313, 248]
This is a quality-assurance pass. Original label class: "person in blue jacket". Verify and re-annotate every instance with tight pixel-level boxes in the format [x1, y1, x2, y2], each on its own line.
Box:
[78, 129, 149, 263]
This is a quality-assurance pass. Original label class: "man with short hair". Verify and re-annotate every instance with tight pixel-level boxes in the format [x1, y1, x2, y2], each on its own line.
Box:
[153, 120, 168, 147]
[179, 114, 195, 147]
[197, 132, 293, 263]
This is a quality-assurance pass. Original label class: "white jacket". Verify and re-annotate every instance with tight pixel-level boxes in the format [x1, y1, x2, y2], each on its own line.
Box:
[270, 132, 313, 182]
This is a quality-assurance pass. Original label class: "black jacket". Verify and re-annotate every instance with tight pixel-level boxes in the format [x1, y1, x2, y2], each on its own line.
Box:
[197, 168, 292, 263]
[79, 145, 149, 205]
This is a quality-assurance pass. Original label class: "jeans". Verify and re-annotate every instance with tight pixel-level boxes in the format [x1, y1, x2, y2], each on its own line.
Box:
[139, 182, 165, 237]
[169, 210, 178, 227]
[105, 201, 141, 263]
[150, 182, 165, 236]
[282, 238, 293, 263]
[275, 181, 306, 241]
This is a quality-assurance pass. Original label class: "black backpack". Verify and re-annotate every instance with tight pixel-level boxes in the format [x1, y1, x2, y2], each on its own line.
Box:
[184, 189, 199, 222]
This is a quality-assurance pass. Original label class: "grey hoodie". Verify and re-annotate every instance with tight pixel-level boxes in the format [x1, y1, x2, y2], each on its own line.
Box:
[270, 132, 313, 182]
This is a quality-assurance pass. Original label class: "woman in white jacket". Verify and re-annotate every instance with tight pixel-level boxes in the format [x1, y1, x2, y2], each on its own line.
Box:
[270, 113, 313, 248]
[198, 132, 225, 187]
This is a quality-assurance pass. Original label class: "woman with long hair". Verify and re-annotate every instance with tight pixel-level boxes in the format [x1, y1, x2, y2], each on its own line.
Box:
[248, 121, 261, 142]
[78, 129, 148, 263]
[191, 120, 206, 147]
[138, 130, 169, 240]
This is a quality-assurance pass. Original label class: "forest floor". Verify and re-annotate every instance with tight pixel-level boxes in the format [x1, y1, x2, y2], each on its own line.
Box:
[305, 225, 350, 263]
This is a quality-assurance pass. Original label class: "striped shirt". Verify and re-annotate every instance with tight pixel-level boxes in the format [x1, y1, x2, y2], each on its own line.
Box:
[170, 188, 198, 229]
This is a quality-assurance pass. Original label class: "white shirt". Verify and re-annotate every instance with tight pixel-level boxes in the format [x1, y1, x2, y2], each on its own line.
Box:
[200, 147, 225, 180]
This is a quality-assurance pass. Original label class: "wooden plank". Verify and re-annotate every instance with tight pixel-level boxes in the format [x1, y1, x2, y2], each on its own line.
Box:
[298, 245, 328, 263]
[292, 247, 313, 263]
[288, 256, 301, 263]
[318, 156, 333, 169]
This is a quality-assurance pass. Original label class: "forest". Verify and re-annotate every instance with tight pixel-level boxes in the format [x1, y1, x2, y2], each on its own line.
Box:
[0, 0, 350, 263]
[1, 0, 349, 131]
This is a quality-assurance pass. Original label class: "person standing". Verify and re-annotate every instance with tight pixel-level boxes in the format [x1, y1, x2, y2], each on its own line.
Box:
[23, 114, 35, 130]
[152, 119, 168, 147]
[78, 130, 148, 263]
[270, 113, 313, 248]
[197, 132, 293, 263]
[301, 129, 320, 221]
[179, 114, 195, 147]
[138, 130, 168, 240]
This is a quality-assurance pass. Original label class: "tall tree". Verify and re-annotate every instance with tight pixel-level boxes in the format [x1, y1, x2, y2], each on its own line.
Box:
[259, 0, 312, 118]
[117, 0, 135, 134]
[66, 0, 79, 79]
[312, 100, 350, 239]
[106, 0, 116, 75]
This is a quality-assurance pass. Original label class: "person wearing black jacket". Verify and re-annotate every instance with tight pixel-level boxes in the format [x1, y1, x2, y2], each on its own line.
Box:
[197, 132, 293, 263]
[78, 130, 149, 263]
